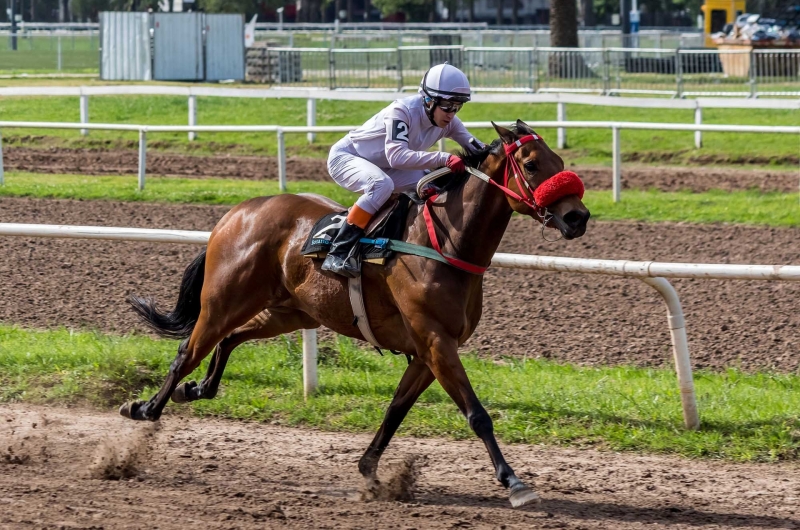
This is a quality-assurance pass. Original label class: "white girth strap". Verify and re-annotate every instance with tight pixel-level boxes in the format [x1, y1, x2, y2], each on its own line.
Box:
[348, 275, 382, 348]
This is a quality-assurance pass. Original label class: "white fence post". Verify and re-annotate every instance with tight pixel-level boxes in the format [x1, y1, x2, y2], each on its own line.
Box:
[438, 137, 446, 151]
[306, 98, 316, 144]
[302, 329, 318, 399]
[80, 94, 89, 136]
[612, 125, 621, 202]
[0, 130, 4, 186]
[138, 129, 147, 191]
[57, 36, 62, 72]
[557, 101, 567, 149]
[640, 276, 699, 430]
[188, 95, 197, 141]
[694, 105, 702, 149]
[277, 129, 287, 192]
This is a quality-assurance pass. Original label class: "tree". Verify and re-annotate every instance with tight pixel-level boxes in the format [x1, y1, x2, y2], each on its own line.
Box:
[371, 0, 435, 21]
[550, 0, 579, 47]
[549, 0, 594, 77]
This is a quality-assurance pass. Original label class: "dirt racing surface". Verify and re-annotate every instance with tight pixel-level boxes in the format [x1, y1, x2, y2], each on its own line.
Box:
[4, 146, 799, 192]
[2, 403, 799, 530]
[1, 196, 800, 373]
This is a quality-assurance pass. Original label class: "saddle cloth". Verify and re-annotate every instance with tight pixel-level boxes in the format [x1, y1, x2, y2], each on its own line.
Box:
[300, 194, 413, 265]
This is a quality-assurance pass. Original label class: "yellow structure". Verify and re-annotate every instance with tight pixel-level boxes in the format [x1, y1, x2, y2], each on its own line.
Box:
[701, 0, 747, 47]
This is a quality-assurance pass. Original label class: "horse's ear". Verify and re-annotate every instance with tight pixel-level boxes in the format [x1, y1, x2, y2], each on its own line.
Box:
[516, 119, 534, 134]
[492, 121, 516, 145]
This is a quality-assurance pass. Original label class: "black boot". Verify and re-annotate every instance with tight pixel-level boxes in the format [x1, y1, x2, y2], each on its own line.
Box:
[321, 222, 364, 278]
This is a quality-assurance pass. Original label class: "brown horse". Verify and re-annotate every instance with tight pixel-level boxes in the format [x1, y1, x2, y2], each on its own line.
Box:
[120, 120, 590, 508]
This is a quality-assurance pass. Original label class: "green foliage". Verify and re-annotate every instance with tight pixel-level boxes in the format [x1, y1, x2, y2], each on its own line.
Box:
[371, 0, 435, 19]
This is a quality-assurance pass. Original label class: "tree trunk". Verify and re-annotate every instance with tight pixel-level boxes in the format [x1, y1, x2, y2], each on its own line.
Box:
[511, 0, 518, 25]
[549, 0, 593, 78]
[581, 0, 595, 26]
[495, 0, 503, 25]
[550, 0, 579, 47]
[468, 0, 474, 22]
[347, 0, 353, 21]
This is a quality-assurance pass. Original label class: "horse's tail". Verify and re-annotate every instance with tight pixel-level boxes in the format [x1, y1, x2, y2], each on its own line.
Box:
[127, 249, 207, 340]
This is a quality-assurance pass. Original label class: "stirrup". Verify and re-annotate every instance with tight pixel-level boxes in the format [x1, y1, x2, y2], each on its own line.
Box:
[321, 254, 361, 278]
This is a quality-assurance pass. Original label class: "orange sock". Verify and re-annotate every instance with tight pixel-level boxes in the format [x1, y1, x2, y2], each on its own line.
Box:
[346, 204, 373, 229]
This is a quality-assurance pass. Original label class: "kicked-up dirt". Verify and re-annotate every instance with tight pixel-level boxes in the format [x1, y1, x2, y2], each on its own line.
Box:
[1, 403, 799, 530]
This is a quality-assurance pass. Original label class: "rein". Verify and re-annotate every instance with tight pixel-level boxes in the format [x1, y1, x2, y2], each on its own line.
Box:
[421, 134, 541, 275]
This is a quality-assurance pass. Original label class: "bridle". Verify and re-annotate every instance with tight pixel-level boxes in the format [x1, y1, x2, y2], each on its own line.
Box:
[420, 133, 556, 274]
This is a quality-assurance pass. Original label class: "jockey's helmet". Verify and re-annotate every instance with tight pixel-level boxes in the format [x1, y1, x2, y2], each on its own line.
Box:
[419, 63, 471, 125]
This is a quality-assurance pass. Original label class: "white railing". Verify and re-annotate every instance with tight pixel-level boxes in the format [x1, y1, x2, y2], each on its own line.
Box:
[1, 86, 797, 157]
[1, 118, 798, 202]
[4, 223, 800, 429]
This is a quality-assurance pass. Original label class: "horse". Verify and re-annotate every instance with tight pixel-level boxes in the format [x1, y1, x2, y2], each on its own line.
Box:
[120, 120, 590, 508]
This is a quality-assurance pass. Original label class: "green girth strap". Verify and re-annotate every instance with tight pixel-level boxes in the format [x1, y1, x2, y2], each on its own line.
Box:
[360, 237, 452, 267]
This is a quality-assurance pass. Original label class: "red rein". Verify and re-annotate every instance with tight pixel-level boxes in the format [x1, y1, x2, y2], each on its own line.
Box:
[423, 133, 585, 274]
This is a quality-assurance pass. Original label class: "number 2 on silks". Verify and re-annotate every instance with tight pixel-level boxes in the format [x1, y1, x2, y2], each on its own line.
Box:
[392, 120, 409, 142]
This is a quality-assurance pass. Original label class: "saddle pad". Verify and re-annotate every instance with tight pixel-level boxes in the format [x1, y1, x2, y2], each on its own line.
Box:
[301, 195, 412, 263]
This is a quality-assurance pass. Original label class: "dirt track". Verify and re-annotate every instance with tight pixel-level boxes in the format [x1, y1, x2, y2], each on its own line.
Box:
[4, 146, 799, 192]
[2, 404, 799, 530]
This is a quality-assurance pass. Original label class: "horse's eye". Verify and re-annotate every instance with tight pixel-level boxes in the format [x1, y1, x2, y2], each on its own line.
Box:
[524, 161, 538, 173]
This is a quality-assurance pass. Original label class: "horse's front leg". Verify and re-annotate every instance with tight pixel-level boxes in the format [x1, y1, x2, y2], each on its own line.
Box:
[359, 357, 435, 478]
[419, 328, 540, 508]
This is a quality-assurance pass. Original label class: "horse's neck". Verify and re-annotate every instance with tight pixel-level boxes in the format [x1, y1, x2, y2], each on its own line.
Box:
[437, 172, 513, 268]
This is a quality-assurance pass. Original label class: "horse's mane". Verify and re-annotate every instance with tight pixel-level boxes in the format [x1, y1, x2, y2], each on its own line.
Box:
[436, 123, 529, 194]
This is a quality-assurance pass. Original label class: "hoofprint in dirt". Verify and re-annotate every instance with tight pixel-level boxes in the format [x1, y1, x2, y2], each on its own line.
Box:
[4, 146, 799, 192]
[1, 404, 798, 530]
[1, 197, 799, 373]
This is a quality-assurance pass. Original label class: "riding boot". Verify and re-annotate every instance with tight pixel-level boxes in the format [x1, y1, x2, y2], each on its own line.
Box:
[321, 222, 365, 278]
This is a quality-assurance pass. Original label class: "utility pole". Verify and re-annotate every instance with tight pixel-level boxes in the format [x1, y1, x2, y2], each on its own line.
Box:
[10, 0, 17, 51]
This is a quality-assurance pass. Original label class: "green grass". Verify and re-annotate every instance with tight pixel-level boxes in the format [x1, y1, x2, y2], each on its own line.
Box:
[0, 95, 798, 168]
[0, 172, 359, 206]
[1, 324, 799, 462]
[1, 172, 799, 226]
[0, 34, 98, 73]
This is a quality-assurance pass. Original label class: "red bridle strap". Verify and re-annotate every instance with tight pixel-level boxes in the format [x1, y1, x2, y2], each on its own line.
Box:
[502, 134, 540, 210]
[423, 193, 488, 275]
[420, 134, 540, 275]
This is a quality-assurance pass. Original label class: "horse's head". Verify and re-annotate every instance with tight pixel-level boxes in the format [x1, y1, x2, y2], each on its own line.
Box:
[484, 119, 590, 240]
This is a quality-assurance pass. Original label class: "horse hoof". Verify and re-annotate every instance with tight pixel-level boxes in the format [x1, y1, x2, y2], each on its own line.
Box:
[119, 400, 148, 421]
[509, 483, 541, 508]
[172, 381, 197, 404]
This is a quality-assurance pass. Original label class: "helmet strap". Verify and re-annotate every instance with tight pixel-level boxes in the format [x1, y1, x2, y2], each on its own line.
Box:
[423, 96, 439, 127]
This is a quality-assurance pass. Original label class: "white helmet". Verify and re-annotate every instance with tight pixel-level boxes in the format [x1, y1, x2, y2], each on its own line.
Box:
[419, 63, 471, 103]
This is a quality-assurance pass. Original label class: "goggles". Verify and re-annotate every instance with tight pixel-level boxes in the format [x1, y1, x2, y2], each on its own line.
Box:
[436, 100, 464, 114]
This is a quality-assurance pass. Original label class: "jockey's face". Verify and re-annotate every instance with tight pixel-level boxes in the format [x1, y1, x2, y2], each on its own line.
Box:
[432, 104, 460, 128]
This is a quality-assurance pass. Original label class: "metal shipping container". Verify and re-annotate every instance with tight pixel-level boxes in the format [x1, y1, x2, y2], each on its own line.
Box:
[206, 14, 245, 81]
[153, 13, 204, 81]
[99, 12, 151, 81]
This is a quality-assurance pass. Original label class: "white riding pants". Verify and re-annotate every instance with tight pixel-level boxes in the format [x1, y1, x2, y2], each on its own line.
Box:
[327, 138, 424, 215]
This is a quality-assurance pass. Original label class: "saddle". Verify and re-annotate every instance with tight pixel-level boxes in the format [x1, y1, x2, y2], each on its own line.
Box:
[300, 193, 414, 265]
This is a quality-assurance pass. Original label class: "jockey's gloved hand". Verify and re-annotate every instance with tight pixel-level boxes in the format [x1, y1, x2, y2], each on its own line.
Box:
[445, 155, 466, 174]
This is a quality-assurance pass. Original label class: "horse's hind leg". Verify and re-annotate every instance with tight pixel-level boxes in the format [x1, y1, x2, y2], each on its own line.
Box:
[172, 309, 318, 404]
[358, 357, 434, 478]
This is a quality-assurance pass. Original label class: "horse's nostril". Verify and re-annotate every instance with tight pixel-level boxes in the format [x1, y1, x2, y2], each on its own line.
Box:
[563, 210, 589, 229]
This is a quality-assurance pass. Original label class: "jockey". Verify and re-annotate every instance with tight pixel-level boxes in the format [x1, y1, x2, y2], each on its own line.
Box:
[322, 63, 485, 278]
